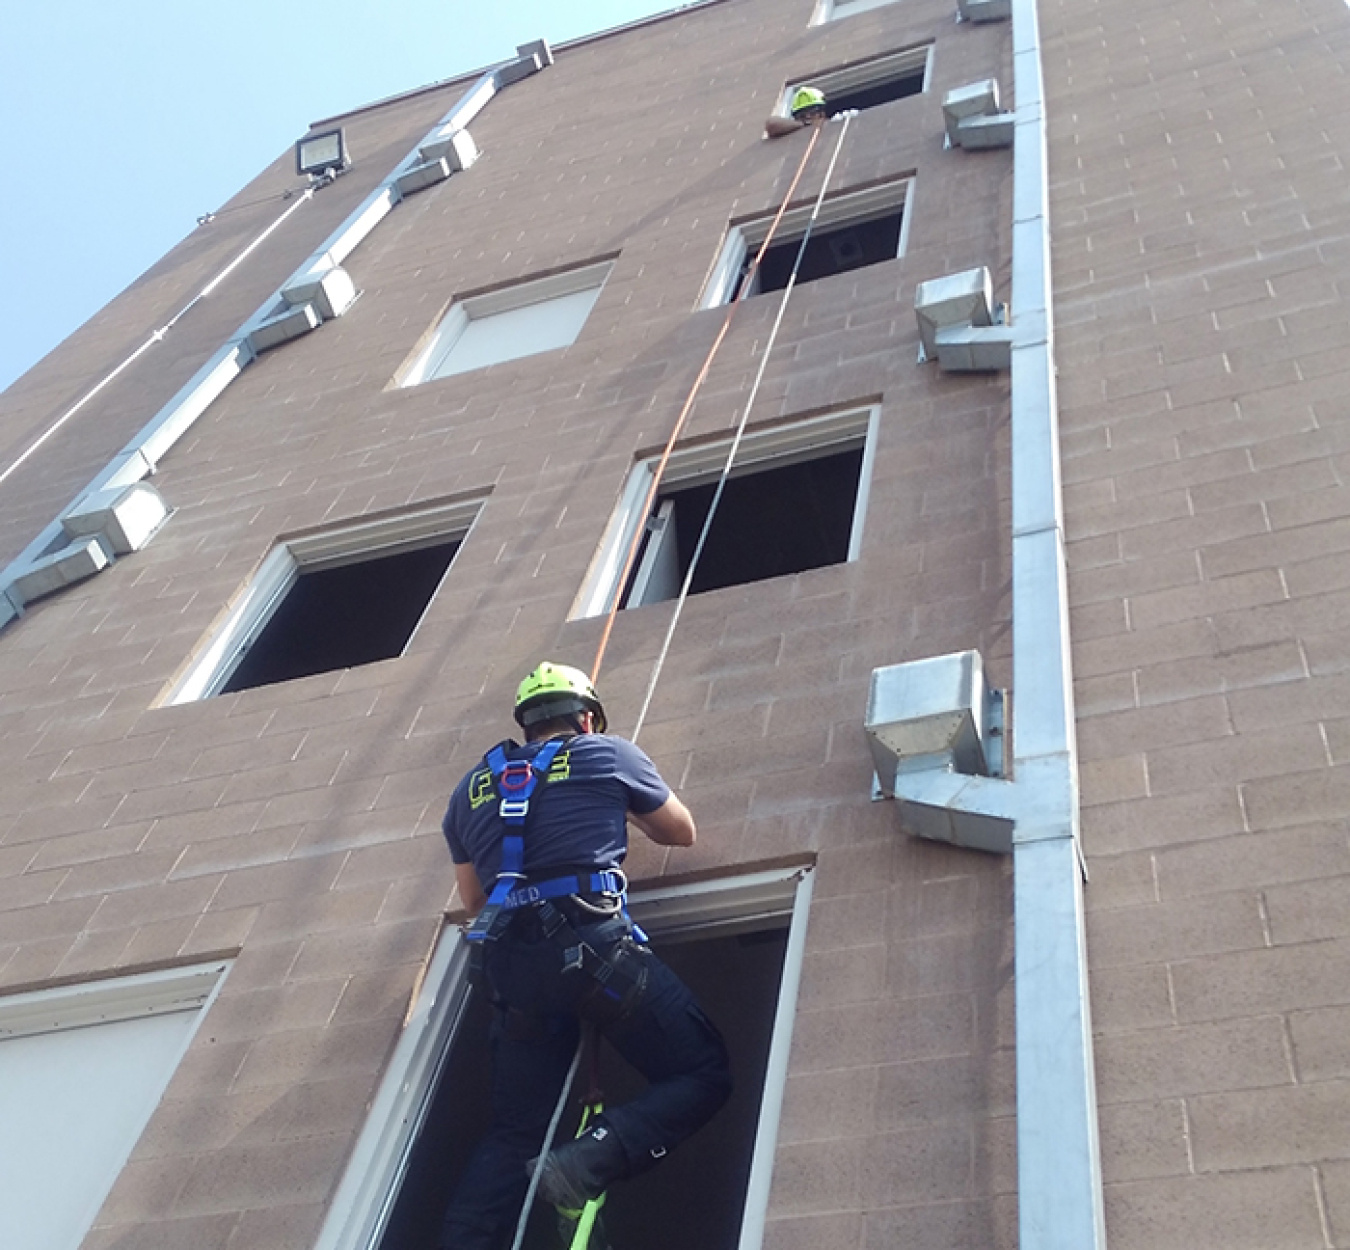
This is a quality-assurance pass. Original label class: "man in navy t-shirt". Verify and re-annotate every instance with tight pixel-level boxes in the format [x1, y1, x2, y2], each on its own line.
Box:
[438, 662, 732, 1250]
[443, 733, 670, 889]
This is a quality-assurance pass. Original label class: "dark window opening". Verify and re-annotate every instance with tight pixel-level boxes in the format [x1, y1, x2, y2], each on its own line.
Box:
[221, 540, 459, 693]
[623, 446, 864, 607]
[741, 210, 903, 298]
[825, 69, 925, 112]
[377, 925, 790, 1250]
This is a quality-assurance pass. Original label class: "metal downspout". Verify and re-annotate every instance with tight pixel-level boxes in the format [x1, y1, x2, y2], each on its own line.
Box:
[1007, 0, 1108, 1245]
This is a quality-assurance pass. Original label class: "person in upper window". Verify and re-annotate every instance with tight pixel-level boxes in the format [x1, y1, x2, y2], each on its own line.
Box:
[438, 662, 732, 1250]
[765, 84, 829, 137]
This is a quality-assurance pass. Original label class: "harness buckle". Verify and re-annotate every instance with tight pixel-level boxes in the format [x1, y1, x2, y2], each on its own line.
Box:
[594, 868, 627, 896]
[497, 761, 534, 793]
[498, 797, 531, 820]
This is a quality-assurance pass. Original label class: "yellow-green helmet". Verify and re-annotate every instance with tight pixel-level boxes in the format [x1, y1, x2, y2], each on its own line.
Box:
[790, 86, 827, 119]
[513, 661, 608, 734]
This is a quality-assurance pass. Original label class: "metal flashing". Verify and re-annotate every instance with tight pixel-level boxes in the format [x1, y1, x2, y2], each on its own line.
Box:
[934, 323, 1014, 371]
[959, 0, 1013, 20]
[395, 157, 453, 197]
[281, 262, 358, 319]
[247, 302, 322, 354]
[1006, 0, 1104, 1239]
[914, 266, 995, 356]
[61, 483, 169, 556]
[0, 49, 550, 621]
[873, 0, 1104, 1239]
[418, 128, 479, 171]
[958, 112, 1016, 149]
[10, 537, 111, 607]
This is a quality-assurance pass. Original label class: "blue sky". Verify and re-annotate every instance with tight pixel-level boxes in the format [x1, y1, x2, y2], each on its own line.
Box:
[0, 0, 684, 393]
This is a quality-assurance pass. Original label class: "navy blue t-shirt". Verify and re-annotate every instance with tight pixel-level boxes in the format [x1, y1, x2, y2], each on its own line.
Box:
[442, 733, 671, 888]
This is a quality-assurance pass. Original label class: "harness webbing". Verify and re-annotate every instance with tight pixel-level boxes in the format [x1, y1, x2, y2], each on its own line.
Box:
[464, 737, 566, 944]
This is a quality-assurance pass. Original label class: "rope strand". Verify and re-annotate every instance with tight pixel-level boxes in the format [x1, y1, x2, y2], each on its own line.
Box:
[0, 187, 316, 492]
[631, 114, 855, 741]
[589, 122, 825, 684]
[509, 1038, 584, 1250]
[507, 116, 852, 1250]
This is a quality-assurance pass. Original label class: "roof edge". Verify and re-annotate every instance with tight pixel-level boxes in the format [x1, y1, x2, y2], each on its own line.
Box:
[308, 0, 733, 129]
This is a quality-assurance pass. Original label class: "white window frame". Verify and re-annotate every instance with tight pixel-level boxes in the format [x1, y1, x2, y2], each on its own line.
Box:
[400, 261, 614, 386]
[161, 495, 487, 705]
[0, 960, 231, 1250]
[810, 0, 901, 24]
[571, 406, 880, 620]
[0, 961, 229, 1039]
[774, 45, 933, 119]
[312, 863, 815, 1250]
[700, 178, 913, 308]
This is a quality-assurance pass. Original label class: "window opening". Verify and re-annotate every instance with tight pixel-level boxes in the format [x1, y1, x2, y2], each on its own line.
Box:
[573, 407, 878, 620]
[780, 46, 932, 118]
[0, 962, 230, 1250]
[750, 214, 902, 297]
[811, 0, 900, 23]
[701, 180, 911, 308]
[163, 496, 485, 704]
[827, 73, 924, 111]
[402, 262, 613, 386]
[626, 448, 864, 605]
[379, 926, 787, 1250]
[220, 541, 459, 693]
[312, 866, 814, 1250]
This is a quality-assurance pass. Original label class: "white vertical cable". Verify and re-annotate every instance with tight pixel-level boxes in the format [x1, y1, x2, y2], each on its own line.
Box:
[508, 1038, 584, 1250]
[0, 189, 315, 491]
[631, 114, 855, 743]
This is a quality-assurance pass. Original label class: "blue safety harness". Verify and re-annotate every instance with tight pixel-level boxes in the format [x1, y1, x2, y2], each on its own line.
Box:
[464, 739, 631, 944]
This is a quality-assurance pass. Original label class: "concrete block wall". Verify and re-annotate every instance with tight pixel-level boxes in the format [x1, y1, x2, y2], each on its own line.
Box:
[0, 0, 1026, 1247]
[1046, 0, 1350, 1245]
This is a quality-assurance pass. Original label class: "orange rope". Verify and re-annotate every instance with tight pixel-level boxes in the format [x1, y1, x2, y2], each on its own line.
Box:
[589, 122, 825, 682]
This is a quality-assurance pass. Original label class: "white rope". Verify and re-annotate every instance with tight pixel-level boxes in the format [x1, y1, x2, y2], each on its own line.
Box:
[508, 1037, 584, 1250]
[0, 188, 315, 491]
[506, 115, 855, 1249]
[631, 113, 855, 742]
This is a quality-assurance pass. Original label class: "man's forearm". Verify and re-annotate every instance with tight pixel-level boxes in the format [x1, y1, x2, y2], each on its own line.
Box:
[630, 794, 697, 847]
[455, 860, 488, 913]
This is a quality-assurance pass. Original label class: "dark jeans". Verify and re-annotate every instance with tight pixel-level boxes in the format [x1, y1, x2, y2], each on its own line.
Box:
[438, 911, 732, 1250]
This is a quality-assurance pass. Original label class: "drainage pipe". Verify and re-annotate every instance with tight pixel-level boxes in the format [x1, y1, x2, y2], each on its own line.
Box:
[1006, 0, 1108, 1245]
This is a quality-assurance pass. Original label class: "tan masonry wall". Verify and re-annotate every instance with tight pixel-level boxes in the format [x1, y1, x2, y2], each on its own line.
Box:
[1046, 0, 1350, 1246]
[0, 2, 1032, 1248]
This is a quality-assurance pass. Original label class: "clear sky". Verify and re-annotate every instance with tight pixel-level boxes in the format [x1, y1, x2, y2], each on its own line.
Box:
[0, 0, 687, 394]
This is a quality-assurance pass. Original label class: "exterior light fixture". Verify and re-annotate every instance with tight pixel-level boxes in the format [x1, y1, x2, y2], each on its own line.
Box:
[295, 128, 349, 180]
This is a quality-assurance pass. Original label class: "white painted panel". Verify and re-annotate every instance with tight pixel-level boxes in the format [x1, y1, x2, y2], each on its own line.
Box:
[431, 284, 602, 379]
[629, 499, 681, 607]
[831, 0, 898, 16]
[0, 1008, 199, 1250]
